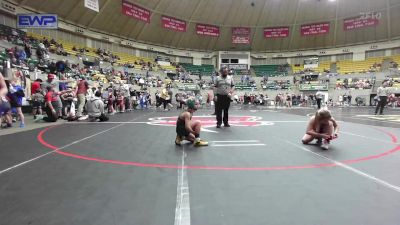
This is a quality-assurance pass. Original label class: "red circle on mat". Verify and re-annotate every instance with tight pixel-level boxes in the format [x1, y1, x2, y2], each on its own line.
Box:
[37, 126, 400, 171]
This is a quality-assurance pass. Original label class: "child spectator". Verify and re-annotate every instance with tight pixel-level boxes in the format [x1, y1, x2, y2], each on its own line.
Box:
[60, 87, 75, 118]
[116, 91, 125, 113]
[140, 93, 148, 110]
[107, 89, 115, 114]
[6, 79, 25, 128]
[31, 89, 44, 119]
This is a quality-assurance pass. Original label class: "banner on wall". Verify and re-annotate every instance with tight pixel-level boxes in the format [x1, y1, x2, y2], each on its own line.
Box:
[221, 64, 248, 70]
[304, 58, 319, 69]
[84, 0, 99, 12]
[344, 14, 380, 30]
[122, 0, 151, 23]
[161, 15, 186, 32]
[264, 27, 289, 38]
[301, 22, 330, 36]
[196, 24, 220, 37]
[17, 14, 58, 29]
[299, 84, 329, 91]
[232, 27, 251, 44]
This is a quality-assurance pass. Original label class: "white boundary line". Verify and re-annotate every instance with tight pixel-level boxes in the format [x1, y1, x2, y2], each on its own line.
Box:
[201, 128, 218, 133]
[0, 112, 154, 176]
[174, 145, 191, 225]
[285, 140, 400, 193]
[355, 115, 400, 117]
[212, 144, 266, 147]
[213, 140, 260, 143]
[345, 116, 400, 125]
[67, 121, 148, 124]
[67, 120, 307, 124]
[340, 131, 398, 144]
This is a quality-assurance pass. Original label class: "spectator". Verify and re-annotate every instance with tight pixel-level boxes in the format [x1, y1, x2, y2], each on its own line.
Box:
[43, 38, 50, 48]
[76, 77, 89, 117]
[50, 38, 56, 45]
[176, 93, 184, 109]
[130, 88, 138, 110]
[31, 88, 44, 119]
[58, 76, 69, 92]
[316, 90, 324, 109]
[160, 86, 171, 111]
[25, 75, 31, 100]
[167, 88, 173, 108]
[60, 87, 75, 118]
[56, 60, 66, 73]
[31, 79, 42, 96]
[85, 91, 108, 122]
[24, 43, 32, 59]
[6, 79, 25, 128]
[16, 47, 26, 64]
[43, 86, 58, 122]
[41, 74, 62, 118]
[286, 93, 292, 108]
[139, 92, 148, 109]
[116, 91, 125, 113]
[375, 81, 390, 115]
[0, 73, 12, 127]
[107, 88, 115, 114]
[36, 44, 46, 64]
[348, 94, 352, 106]
[122, 86, 131, 111]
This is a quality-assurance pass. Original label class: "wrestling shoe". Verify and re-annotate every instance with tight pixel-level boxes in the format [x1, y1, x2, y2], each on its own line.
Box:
[321, 139, 330, 150]
[175, 135, 182, 146]
[194, 139, 208, 147]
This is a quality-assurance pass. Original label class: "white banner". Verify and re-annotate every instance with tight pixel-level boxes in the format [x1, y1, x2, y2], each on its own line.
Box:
[85, 0, 99, 12]
[304, 58, 319, 69]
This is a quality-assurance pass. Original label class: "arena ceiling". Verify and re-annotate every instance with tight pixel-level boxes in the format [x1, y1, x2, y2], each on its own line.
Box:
[10, 0, 400, 52]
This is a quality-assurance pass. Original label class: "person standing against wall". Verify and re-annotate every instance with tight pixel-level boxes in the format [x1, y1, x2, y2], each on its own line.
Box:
[214, 67, 235, 128]
[375, 81, 390, 115]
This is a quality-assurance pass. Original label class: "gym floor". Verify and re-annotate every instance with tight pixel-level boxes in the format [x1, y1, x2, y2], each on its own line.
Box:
[0, 107, 400, 225]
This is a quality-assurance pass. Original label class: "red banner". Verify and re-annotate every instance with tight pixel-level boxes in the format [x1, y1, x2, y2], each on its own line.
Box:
[301, 22, 330, 36]
[344, 16, 379, 30]
[264, 27, 289, 38]
[161, 16, 186, 32]
[232, 27, 251, 44]
[122, 0, 151, 23]
[196, 24, 219, 37]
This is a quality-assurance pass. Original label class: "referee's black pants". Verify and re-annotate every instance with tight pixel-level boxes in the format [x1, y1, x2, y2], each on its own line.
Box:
[375, 96, 387, 115]
[316, 99, 322, 109]
[216, 94, 231, 126]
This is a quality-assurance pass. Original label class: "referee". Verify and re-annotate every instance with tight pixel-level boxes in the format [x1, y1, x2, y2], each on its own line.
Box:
[214, 67, 235, 128]
[375, 81, 390, 115]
